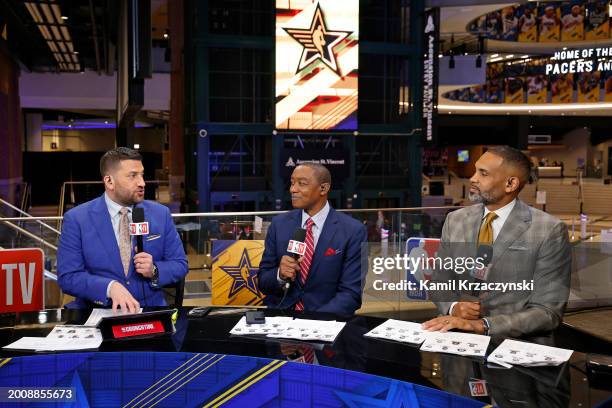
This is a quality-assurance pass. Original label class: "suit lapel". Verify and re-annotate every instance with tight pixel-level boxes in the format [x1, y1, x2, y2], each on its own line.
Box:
[307, 208, 339, 283]
[464, 204, 484, 243]
[491, 199, 531, 266]
[91, 195, 126, 277]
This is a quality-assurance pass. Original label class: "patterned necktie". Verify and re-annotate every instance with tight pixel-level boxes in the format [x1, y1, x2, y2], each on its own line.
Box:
[118, 207, 131, 276]
[295, 218, 315, 311]
[478, 212, 498, 245]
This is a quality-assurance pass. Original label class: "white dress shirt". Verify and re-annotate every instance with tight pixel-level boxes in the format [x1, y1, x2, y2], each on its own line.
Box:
[482, 198, 516, 242]
[277, 201, 331, 284]
[104, 193, 133, 298]
[449, 198, 516, 315]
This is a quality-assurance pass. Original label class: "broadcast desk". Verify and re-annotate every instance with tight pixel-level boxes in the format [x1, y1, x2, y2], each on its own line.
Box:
[0, 307, 610, 407]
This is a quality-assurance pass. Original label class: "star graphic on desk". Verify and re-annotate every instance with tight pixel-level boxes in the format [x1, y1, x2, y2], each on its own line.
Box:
[283, 3, 352, 77]
[220, 248, 261, 298]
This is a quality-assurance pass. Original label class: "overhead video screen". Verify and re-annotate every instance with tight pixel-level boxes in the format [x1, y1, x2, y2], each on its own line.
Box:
[275, 0, 359, 130]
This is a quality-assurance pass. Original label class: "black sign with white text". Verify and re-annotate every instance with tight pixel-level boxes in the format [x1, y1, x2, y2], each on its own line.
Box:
[281, 145, 349, 182]
[422, 8, 440, 145]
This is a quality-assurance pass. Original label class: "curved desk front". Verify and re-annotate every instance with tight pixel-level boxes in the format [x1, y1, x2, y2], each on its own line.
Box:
[0, 308, 610, 407]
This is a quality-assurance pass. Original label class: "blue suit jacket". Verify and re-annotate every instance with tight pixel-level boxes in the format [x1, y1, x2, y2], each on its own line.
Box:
[57, 194, 188, 308]
[258, 207, 367, 317]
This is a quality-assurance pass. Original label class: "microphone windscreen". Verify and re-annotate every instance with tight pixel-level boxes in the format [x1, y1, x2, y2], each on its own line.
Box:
[477, 244, 493, 266]
[292, 228, 306, 243]
[133, 207, 145, 223]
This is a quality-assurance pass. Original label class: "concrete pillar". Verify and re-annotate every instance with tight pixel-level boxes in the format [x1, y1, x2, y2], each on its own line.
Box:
[25, 113, 43, 151]
[168, 0, 185, 203]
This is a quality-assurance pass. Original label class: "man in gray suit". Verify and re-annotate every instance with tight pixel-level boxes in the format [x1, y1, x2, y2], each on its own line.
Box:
[423, 146, 571, 338]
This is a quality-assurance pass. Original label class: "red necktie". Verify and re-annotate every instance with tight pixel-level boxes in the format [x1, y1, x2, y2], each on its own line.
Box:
[295, 218, 315, 311]
[302, 345, 315, 364]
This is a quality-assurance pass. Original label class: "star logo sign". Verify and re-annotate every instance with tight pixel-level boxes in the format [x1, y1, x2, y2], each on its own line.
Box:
[283, 3, 352, 77]
[220, 249, 261, 298]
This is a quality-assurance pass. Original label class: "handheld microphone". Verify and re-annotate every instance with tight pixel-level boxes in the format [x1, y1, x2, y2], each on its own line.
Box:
[283, 228, 307, 291]
[130, 207, 148, 253]
[470, 244, 493, 297]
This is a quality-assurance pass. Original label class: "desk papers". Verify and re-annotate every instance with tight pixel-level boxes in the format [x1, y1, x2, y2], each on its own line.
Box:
[364, 319, 430, 345]
[83, 308, 143, 327]
[230, 316, 346, 342]
[489, 339, 573, 367]
[3, 325, 102, 352]
[420, 330, 490, 358]
[364, 319, 490, 358]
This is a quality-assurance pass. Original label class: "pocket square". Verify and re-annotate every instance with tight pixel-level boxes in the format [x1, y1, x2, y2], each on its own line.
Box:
[146, 234, 161, 242]
[508, 245, 528, 251]
[324, 248, 339, 257]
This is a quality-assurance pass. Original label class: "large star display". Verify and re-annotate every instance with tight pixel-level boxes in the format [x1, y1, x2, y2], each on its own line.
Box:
[283, 3, 352, 76]
[220, 249, 261, 298]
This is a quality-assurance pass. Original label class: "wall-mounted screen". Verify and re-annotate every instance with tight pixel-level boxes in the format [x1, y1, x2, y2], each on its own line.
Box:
[457, 150, 470, 162]
[275, 0, 359, 130]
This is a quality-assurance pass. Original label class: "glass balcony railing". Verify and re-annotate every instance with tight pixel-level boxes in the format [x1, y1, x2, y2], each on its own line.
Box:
[1, 205, 611, 319]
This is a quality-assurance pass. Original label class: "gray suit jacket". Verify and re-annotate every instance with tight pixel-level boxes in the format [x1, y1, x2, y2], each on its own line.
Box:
[432, 199, 571, 338]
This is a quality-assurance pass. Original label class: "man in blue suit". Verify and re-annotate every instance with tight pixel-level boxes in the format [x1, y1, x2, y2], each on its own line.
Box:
[258, 163, 367, 317]
[57, 147, 188, 312]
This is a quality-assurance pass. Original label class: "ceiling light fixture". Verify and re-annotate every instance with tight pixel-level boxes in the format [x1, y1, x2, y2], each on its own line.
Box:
[39, 3, 55, 24]
[24, 1, 79, 72]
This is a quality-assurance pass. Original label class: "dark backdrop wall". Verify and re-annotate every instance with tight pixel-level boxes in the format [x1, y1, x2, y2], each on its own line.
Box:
[0, 42, 22, 204]
[23, 152, 162, 206]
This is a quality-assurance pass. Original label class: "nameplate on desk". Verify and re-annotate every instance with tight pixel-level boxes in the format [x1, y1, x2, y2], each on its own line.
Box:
[97, 309, 176, 341]
[112, 321, 165, 338]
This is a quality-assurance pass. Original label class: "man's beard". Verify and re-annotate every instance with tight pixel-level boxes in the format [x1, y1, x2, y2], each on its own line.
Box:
[468, 190, 499, 205]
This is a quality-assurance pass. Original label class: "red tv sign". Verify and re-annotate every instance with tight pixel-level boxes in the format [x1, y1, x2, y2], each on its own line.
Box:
[0, 249, 44, 312]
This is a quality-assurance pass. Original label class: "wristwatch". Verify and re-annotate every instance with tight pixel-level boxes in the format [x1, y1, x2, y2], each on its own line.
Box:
[482, 318, 490, 336]
[152, 263, 159, 283]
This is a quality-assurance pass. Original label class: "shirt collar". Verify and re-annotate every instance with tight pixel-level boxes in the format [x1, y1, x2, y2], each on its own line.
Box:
[104, 192, 131, 217]
[301, 201, 330, 230]
[483, 198, 516, 223]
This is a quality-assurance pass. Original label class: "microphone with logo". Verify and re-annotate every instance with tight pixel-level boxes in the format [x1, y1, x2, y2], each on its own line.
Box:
[470, 244, 493, 298]
[131, 207, 150, 305]
[130, 207, 149, 254]
[277, 228, 306, 308]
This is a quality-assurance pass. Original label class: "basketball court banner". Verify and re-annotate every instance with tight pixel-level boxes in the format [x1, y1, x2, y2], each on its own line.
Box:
[561, 1, 585, 41]
[585, 0, 609, 40]
[518, 4, 538, 42]
[539, 3, 561, 42]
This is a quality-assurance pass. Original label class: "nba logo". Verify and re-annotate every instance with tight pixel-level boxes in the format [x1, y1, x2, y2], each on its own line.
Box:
[287, 240, 306, 256]
[129, 222, 149, 235]
[469, 380, 488, 397]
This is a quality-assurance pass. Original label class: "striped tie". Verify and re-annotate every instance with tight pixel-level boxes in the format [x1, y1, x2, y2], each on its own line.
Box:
[295, 218, 315, 311]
